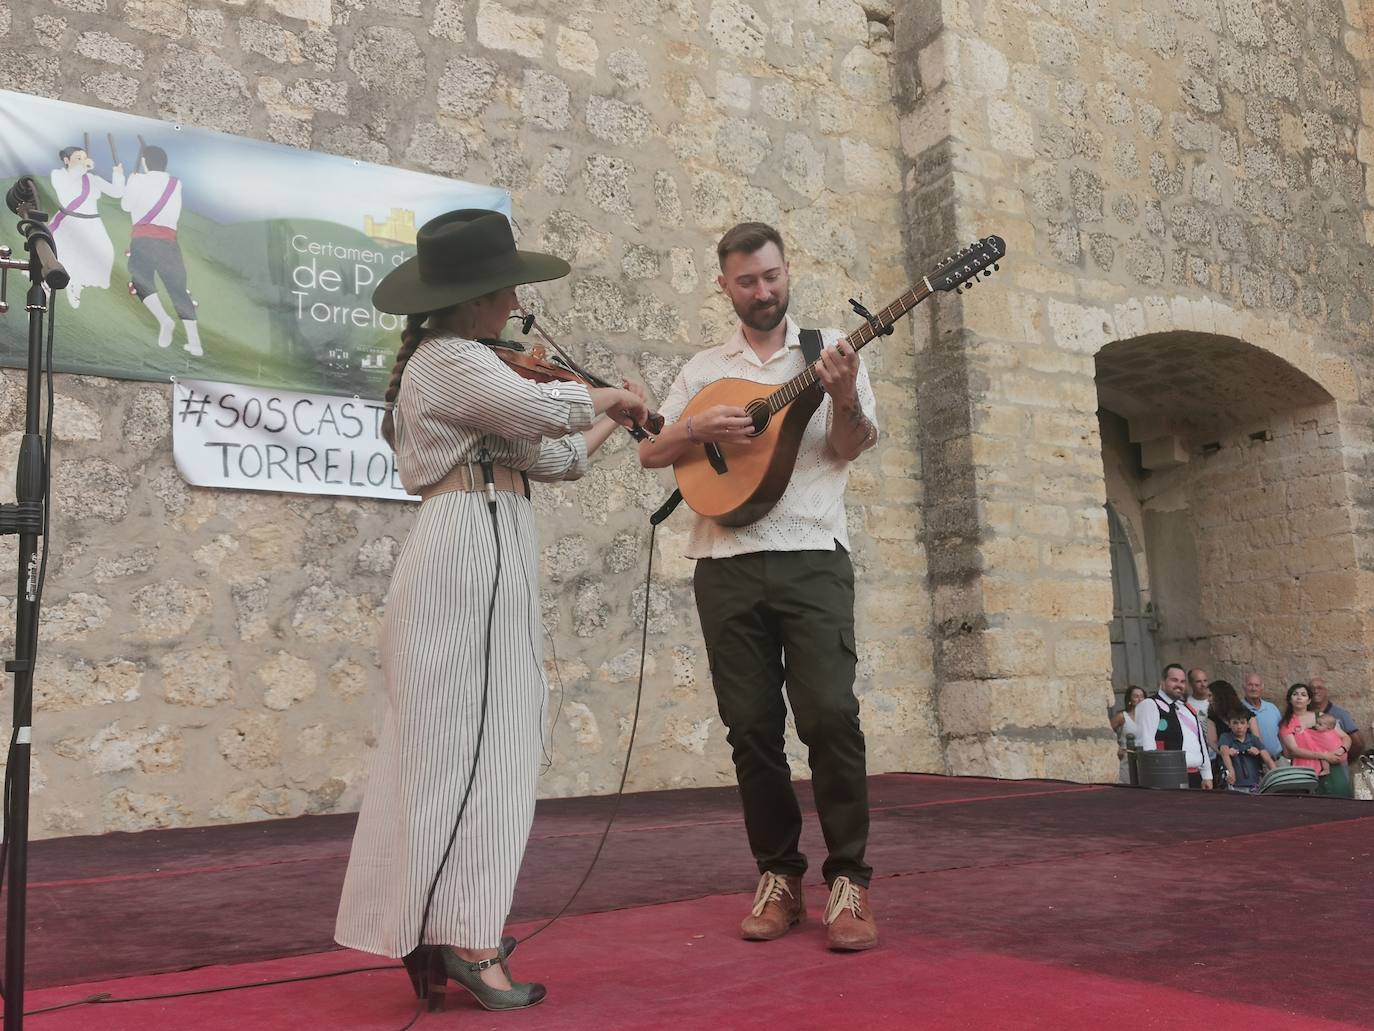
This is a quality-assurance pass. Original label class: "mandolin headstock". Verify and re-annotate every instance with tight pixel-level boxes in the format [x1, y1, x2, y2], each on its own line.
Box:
[927, 235, 1007, 294]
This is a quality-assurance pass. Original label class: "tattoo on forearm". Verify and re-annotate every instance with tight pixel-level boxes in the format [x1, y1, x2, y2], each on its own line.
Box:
[835, 399, 874, 449]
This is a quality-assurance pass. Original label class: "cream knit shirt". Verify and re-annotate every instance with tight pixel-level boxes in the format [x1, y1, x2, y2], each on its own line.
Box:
[657, 316, 878, 559]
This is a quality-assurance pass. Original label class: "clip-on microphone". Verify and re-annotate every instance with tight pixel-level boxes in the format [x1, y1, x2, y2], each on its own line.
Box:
[507, 312, 537, 335]
[476, 448, 498, 511]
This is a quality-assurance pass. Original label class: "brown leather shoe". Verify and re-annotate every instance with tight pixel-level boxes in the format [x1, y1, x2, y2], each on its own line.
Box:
[740, 871, 806, 941]
[823, 876, 877, 951]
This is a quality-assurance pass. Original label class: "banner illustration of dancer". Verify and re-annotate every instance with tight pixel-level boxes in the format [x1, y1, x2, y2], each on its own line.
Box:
[2, 90, 510, 395]
[48, 137, 125, 309]
[122, 141, 202, 356]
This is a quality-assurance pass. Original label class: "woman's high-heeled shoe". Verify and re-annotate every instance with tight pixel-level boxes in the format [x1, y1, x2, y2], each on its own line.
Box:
[402, 945, 436, 1000]
[402, 936, 518, 1001]
[440, 949, 546, 1012]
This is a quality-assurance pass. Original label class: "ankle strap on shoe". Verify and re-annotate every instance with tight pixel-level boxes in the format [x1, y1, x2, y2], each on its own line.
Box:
[466, 954, 504, 972]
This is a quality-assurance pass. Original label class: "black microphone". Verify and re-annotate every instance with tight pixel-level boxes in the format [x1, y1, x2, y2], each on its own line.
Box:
[4, 176, 70, 290]
[5, 176, 38, 216]
[506, 312, 536, 334]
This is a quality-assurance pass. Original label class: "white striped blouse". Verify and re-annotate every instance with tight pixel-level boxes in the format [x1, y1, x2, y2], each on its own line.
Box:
[392, 334, 596, 492]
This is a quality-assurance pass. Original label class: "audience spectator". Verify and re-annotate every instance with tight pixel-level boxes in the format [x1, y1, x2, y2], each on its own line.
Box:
[1186, 668, 1211, 718]
[1308, 674, 1365, 763]
[1301, 713, 1349, 777]
[1107, 668, 1368, 796]
[1184, 668, 1220, 782]
[1205, 680, 1256, 730]
[1217, 713, 1275, 792]
[1110, 685, 1147, 784]
[1204, 680, 1261, 751]
[1241, 673, 1283, 761]
[1280, 683, 1352, 798]
[1134, 664, 1213, 790]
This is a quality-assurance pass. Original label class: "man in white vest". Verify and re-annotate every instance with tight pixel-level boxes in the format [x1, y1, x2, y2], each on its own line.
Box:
[1134, 663, 1214, 789]
[121, 144, 202, 356]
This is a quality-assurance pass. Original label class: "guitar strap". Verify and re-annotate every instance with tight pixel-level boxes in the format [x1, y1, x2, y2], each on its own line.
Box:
[798, 328, 824, 365]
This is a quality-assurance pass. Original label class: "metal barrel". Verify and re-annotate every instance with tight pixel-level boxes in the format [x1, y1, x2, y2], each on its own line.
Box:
[1136, 749, 1189, 789]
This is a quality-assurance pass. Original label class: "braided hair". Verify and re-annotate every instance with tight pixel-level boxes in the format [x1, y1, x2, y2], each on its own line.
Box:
[381, 313, 429, 449]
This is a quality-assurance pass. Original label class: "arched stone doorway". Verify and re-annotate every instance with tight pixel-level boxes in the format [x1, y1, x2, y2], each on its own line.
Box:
[1106, 501, 1158, 701]
[1094, 332, 1365, 695]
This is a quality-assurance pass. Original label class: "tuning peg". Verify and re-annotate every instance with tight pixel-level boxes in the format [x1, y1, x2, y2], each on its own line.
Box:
[993, 263, 999, 271]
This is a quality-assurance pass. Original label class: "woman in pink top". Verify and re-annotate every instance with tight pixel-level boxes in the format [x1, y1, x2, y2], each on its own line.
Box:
[1296, 713, 1349, 775]
[1280, 683, 1353, 797]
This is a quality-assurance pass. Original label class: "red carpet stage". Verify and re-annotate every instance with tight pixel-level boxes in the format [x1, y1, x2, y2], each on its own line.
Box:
[10, 774, 1373, 1029]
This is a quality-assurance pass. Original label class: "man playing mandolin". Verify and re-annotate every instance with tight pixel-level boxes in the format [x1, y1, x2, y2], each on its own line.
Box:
[638, 222, 880, 950]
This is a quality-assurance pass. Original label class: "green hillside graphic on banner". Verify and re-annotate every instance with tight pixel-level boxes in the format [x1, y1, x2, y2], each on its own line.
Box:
[0, 91, 509, 397]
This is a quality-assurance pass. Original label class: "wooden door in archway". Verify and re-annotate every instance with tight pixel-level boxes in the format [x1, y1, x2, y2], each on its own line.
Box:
[1107, 503, 1158, 702]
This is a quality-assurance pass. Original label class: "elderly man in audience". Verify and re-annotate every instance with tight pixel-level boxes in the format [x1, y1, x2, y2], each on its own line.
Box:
[1186, 668, 1211, 718]
[1134, 664, 1213, 790]
[1308, 674, 1364, 763]
[1241, 673, 1284, 763]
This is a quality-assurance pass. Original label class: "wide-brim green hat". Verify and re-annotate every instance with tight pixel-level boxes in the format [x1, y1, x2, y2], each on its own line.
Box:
[372, 209, 570, 315]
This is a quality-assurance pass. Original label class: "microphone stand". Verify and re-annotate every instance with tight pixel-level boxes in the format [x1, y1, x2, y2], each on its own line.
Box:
[0, 176, 68, 1031]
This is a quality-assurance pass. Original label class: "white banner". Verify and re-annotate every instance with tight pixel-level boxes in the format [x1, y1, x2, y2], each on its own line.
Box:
[171, 378, 415, 501]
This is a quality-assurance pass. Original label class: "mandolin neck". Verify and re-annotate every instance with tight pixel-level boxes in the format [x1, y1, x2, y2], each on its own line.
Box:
[763, 281, 931, 415]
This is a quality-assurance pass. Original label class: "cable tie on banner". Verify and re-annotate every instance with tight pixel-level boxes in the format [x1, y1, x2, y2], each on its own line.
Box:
[16, 727, 31, 745]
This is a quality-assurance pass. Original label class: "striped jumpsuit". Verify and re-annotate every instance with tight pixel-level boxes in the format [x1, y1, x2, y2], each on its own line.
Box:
[335, 334, 594, 954]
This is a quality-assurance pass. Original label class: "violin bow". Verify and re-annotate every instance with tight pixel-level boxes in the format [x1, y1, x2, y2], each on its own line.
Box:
[516, 304, 663, 439]
[517, 304, 607, 387]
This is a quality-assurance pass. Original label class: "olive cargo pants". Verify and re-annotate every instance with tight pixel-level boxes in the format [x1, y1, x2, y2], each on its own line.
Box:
[693, 547, 871, 887]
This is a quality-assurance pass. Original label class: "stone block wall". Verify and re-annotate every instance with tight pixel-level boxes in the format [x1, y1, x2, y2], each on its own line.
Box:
[1, 0, 1371, 834]
[0, 0, 941, 837]
[893, 0, 1374, 775]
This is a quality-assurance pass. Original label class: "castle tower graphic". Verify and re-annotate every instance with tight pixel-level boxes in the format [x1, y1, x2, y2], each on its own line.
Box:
[365, 207, 417, 245]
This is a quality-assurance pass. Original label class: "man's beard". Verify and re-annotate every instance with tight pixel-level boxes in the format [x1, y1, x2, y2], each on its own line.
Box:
[734, 288, 789, 332]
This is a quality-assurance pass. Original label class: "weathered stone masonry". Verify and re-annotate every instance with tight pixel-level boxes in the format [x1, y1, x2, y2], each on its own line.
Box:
[893, 0, 1374, 778]
[0, 0, 1371, 834]
[0, 0, 937, 836]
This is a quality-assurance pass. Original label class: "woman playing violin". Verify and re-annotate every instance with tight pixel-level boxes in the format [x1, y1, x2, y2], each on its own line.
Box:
[335, 209, 648, 1012]
[484, 319, 665, 440]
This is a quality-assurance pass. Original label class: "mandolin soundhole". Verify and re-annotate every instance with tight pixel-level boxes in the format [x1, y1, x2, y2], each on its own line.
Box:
[745, 399, 770, 435]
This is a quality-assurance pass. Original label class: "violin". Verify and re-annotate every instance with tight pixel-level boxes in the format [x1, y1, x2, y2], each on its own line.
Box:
[479, 308, 665, 441]
[479, 338, 589, 385]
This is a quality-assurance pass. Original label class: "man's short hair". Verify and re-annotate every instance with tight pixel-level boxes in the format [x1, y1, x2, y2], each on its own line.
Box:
[58, 146, 82, 163]
[142, 145, 168, 171]
[1162, 662, 1185, 679]
[717, 221, 785, 269]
